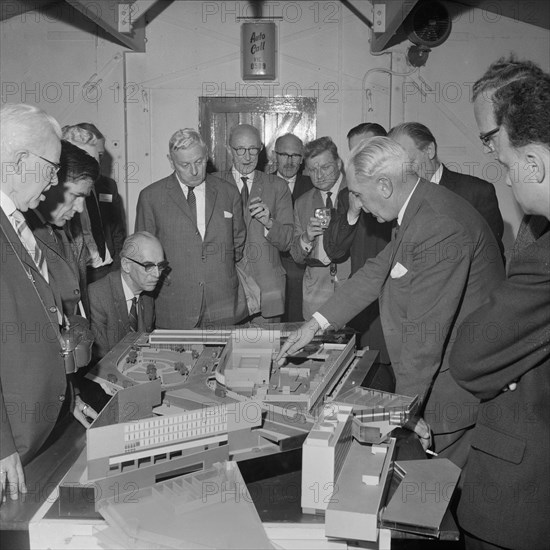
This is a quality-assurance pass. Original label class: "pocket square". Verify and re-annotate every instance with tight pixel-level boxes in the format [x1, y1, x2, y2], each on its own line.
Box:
[390, 262, 408, 279]
[224, 211, 233, 218]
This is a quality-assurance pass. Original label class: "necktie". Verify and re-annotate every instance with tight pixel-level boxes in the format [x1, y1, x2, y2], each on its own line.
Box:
[85, 190, 106, 261]
[325, 191, 333, 210]
[241, 177, 249, 208]
[129, 297, 138, 332]
[392, 221, 400, 240]
[186, 185, 197, 225]
[12, 210, 48, 281]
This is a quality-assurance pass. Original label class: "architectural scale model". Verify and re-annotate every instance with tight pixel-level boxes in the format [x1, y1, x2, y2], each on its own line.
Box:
[63, 328, 360, 514]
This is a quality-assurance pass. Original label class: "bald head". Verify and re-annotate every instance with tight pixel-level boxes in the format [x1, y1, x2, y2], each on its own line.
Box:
[228, 124, 263, 175]
[121, 232, 166, 294]
[274, 133, 304, 179]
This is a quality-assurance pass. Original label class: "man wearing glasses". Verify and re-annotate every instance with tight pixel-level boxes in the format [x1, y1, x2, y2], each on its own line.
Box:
[0, 103, 67, 504]
[272, 133, 312, 322]
[214, 124, 294, 324]
[88, 232, 164, 359]
[472, 55, 549, 265]
[136, 129, 247, 329]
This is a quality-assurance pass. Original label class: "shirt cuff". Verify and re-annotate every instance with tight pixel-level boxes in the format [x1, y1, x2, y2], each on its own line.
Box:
[301, 235, 313, 254]
[312, 312, 331, 330]
[347, 211, 360, 225]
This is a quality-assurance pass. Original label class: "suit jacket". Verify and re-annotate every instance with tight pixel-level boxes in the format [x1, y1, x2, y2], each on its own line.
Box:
[450, 231, 550, 550]
[0, 210, 67, 465]
[323, 190, 392, 360]
[89, 270, 155, 359]
[317, 180, 505, 464]
[280, 173, 313, 322]
[25, 210, 85, 318]
[290, 181, 349, 320]
[87, 175, 126, 269]
[135, 173, 247, 329]
[214, 170, 294, 318]
[439, 164, 504, 258]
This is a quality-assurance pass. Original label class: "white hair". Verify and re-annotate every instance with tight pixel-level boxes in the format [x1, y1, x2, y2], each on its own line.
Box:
[169, 128, 207, 154]
[1, 103, 61, 156]
[346, 136, 412, 182]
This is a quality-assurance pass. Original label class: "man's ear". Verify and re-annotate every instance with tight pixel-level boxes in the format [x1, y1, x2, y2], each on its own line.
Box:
[167, 154, 174, 170]
[337, 157, 343, 172]
[525, 147, 546, 184]
[120, 257, 130, 274]
[378, 176, 394, 199]
[426, 142, 436, 160]
[12, 150, 28, 174]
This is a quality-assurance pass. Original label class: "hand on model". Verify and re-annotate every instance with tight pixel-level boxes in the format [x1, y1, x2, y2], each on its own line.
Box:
[276, 318, 322, 364]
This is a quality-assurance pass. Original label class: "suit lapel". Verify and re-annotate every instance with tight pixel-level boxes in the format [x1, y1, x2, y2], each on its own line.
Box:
[112, 272, 130, 329]
[0, 209, 44, 281]
[390, 179, 430, 266]
[204, 176, 218, 235]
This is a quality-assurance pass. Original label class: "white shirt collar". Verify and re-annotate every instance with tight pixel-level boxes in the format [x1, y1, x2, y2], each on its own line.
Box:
[232, 167, 255, 187]
[121, 272, 139, 303]
[175, 173, 205, 196]
[0, 190, 18, 218]
[397, 177, 421, 226]
[277, 172, 297, 186]
[430, 163, 443, 185]
[319, 173, 343, 201]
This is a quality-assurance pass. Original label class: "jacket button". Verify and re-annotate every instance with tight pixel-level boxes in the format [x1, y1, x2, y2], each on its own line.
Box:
[74, 289, 80, 295]
[199, 281, 204, 287]
[49, 306, 57, 313]
[59, 395, 65, 402]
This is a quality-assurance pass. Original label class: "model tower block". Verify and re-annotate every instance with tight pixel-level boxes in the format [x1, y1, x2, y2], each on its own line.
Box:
[301, 403, 354, 514]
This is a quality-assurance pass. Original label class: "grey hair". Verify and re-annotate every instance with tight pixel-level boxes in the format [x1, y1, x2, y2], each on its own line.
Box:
[121, 231, 162, 259]
[169, 128, 207, 154]
[62, 124, 98, 147]
[346, 136, 411, 181]
[1, 103, 62, 155]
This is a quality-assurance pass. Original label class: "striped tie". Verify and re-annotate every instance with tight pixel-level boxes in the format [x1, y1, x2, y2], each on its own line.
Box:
[129, 297, 138, 332]
[12, 210, 48, 281]
[241, 177, 249, 208]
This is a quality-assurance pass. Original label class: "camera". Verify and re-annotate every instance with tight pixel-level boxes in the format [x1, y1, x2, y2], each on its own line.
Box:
[314, 207, 331, 228]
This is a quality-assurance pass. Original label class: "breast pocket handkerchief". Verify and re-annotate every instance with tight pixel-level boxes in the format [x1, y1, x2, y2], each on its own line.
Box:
[224, 211, 233, 218]
[390, 262, 408, 279]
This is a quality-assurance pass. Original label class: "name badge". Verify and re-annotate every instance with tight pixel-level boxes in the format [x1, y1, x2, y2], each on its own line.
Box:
[99, 193, 113, 203]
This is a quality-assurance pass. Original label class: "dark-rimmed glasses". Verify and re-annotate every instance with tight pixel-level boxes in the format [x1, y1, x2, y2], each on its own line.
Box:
[479, 127, 500, 149]
[231, 146, 261, 157]
[275, 152, 303, 162]
[124, 257, 169, 273]
[28, 151, 61, 172]
[27, 150, 61, 181]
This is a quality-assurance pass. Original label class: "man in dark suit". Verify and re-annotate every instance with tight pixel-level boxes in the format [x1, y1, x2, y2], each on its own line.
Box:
[136, 129, 247, 329]
[75, 123, 127, 283]
[450, 74, 550, 550]
[62, 124, 127, 284]
[324, 123, 392, 362]
[388, 122, 505, 260]
[214, 124, 294, 324]
[0, 104, 67, 503]
[272, 133, 313, 322]
[89, 232, 161, 359]
[290, 137, 350, 320]
[471, 55, 549, 266]
[278, 137, 505, 467]
[31, 140, 101, 318]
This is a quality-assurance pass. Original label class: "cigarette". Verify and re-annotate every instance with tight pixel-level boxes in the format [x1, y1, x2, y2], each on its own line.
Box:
[425, 449, 438, 456]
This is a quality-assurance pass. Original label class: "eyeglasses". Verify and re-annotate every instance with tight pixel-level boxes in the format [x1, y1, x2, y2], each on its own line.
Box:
[124, 256, 169, 273]
[275, 152, 303, 161]
[231, 146, 261, 157]
[479, 127, 500, 149]
[28, 151, 61, 180]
